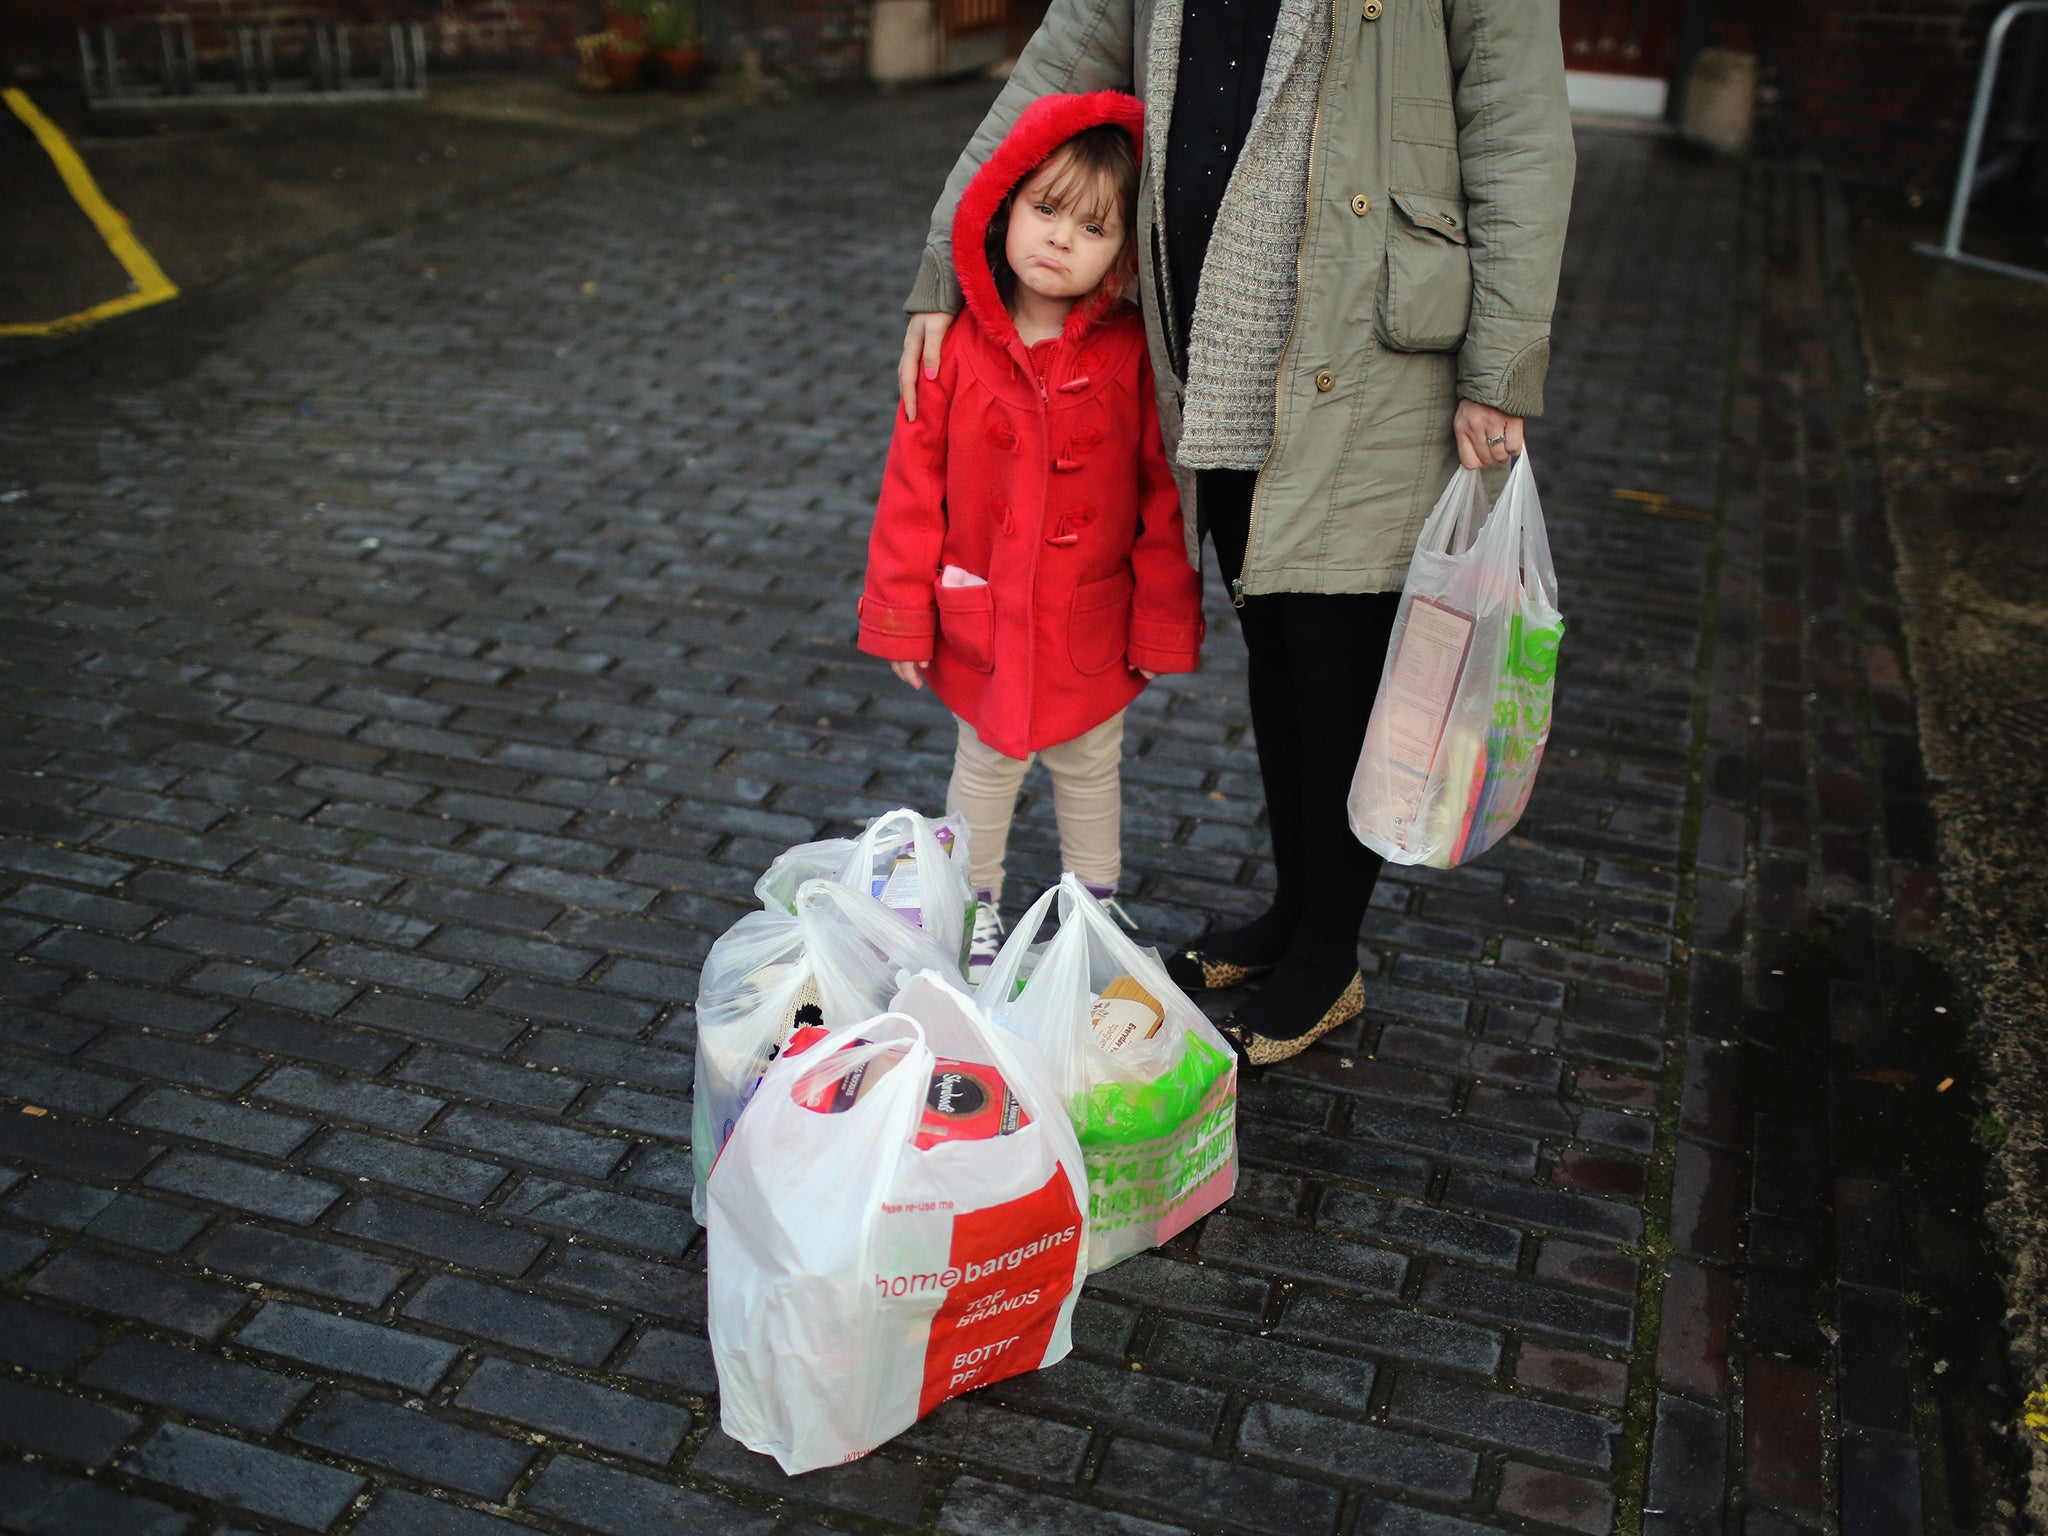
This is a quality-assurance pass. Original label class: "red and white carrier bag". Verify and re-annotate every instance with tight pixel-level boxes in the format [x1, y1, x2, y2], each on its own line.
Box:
[706, 971, 1088, 1474]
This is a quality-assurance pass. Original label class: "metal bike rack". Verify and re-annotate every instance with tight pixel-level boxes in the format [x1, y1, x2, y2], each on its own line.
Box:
[1915, 0, 2048, 285]
[80, 17, 427, 109]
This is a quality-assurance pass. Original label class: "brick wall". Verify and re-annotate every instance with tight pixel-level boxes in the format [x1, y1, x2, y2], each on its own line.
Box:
[3, 0, 875, 82]
[5, 1, 594, 78]
[712, 0, 869, 80]
[1751, 0, 2007, 184]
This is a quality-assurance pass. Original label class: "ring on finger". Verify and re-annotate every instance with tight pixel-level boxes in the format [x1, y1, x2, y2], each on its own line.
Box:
[1485, 432, 1509, 445]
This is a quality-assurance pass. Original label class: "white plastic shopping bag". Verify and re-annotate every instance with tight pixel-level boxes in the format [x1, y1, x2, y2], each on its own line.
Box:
[837, 808, 975, 968]
[707, 971, 1088, 1474]
[753, 836, 859, 915]
[979, 874, 1238, 1272]
[1348, 453, 1564, 868]
[689, 811, 971, 1223]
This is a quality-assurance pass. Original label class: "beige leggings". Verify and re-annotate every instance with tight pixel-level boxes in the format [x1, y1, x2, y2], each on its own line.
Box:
[947, 712, 1125, 902]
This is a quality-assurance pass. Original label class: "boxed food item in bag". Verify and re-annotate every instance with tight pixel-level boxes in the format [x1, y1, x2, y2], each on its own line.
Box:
[707, 974, 1087, 1473]
[978, 876, 1238, 1272]
[1088, 975, 1166, 1054]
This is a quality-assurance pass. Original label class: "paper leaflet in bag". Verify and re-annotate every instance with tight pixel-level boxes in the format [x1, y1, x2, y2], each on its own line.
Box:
[1348, 454, 1563, 868]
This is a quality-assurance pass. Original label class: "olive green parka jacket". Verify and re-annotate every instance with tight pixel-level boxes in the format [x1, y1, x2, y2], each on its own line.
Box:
[906, 0, 1575, 595]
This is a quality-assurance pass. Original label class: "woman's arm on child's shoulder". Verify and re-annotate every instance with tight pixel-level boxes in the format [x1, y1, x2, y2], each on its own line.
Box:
[1126, 353, 1204, 676]
[858, 363, 954, 665]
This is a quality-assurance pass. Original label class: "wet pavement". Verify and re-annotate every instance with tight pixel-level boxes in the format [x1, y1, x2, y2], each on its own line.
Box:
[2, 71, 747, 345]
[0, 82, 2022, 1536]
[1850, 192, 2048, 1532]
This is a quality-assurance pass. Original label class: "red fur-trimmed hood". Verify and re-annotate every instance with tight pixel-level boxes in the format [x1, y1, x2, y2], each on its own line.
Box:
[950, 91, 1146, 350]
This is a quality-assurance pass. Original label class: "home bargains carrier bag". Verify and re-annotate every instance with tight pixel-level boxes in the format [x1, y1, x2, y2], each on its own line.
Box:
[1348, 453, 1564, 868]
[979, 874, 1237, 1272]
[707, 971, 1088, 1474]
[689, 809, 973, 1221]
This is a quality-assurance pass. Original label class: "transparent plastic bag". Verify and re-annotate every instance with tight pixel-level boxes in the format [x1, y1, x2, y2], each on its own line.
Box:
[1348, 453, 1563, 868]
[690, 832, 970, 1223]
[708, 972, 1087, 1473]
[979, 874, 1238, 1272]
[834, 808, 973, 970]
[755, 837, 857, 915]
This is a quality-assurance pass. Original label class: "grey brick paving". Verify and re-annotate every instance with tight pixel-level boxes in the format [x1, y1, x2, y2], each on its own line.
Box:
[0, 1457, 191, 1536]
[124, 1420, 365, 1528]
[77, 1336, 314, 1435]
[0, 78, 1978, 1536]
[235, 1299, 461, 1392]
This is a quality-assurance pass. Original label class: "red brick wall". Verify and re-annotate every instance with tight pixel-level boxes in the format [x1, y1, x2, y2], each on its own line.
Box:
[5, 1, 594, 78]
[3, 0, 875, 82]
[1751, 0, 2006, 183]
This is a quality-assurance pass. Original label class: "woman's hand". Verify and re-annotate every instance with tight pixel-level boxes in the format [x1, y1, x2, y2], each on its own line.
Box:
[1138, 668, 1158, 681]
[890, 659, 928, 691]
[1454, 400, 1524, 469]
[899, 313, 954, 420]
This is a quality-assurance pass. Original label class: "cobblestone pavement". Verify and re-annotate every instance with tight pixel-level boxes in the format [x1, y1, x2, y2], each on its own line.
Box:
[0, 85, 2001, 1536]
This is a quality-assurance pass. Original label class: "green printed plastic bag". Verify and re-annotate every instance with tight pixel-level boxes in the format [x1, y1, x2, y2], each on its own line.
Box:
[978, 875, 1239, 1271]
[1349, 452, 1563, 868]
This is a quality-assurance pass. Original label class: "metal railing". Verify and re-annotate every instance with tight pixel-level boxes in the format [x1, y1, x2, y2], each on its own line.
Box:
[1915, 0, 2048, 285]
[80, 18, 427, 110]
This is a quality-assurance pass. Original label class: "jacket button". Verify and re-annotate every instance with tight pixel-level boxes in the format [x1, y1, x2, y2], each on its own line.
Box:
[1351, 193, 1370, 216]
[1362, 0, 1382, 17]
[1315, 370, 1336, 392]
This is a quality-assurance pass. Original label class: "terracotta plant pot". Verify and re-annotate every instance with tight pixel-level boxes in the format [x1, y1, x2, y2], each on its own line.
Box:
[657, 45, 704, 87]
[602, 46, 647, 86]
[605, 7, 648, 40]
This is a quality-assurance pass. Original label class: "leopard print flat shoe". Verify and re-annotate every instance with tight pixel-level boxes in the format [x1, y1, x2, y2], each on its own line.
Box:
[1164, 948, 1278, 993]
[1217, 971, 1366, 1068]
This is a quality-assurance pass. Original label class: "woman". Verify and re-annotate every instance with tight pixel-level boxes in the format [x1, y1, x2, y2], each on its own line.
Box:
[897, 0, 1574, 1066]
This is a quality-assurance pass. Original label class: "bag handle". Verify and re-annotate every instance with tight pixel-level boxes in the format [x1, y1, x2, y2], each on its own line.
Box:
[843, 808, 959, 882]
[1415, 466, 1491, 559]
[975, 882, 1063, 1008]
[782, 1014, 928, 1111]
[842, 808, 916, 879]
[795, 876, 951, 957]
[1490, 452, 1559, 610]
[792, 878, 960, 1013]
[1056, 872, 1187, 1028]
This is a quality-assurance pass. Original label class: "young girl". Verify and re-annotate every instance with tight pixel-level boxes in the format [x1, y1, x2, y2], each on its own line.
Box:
[858, 91, 1203, 979]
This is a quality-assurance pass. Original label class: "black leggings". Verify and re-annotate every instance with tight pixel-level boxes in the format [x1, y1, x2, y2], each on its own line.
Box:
[1203, 470, 1399, 978]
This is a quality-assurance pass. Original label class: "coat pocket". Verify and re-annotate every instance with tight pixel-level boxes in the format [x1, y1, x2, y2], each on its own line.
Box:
[1375, 189, 1474, 354]
[1068, 569, 1135, 677]
[933, 576, 996, 674]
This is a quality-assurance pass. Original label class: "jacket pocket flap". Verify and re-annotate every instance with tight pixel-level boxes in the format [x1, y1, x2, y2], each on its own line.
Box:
[931, 575, 995, 673]
[1390, 190, 1470, 246]
[1072, 569, 1135, 612]
[1068, 570, 1135, 676]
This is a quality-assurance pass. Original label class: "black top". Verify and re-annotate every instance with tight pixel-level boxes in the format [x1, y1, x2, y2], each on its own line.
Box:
[1161, 0, 1284, 351]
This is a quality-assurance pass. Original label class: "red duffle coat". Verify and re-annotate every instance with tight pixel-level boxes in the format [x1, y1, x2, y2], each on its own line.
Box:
[857, 90, 1204, 760]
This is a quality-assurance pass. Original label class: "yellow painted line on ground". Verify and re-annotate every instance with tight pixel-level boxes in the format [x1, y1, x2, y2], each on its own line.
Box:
[2, 87, 179, 338]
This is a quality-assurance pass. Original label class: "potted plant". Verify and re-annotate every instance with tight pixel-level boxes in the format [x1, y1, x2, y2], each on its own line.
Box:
[605, 0, 651, 42]
[647, 0, 703, 87]
[601, 32, 649, 86]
